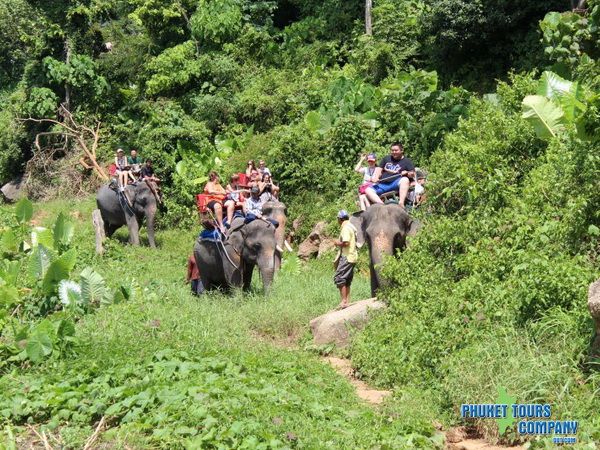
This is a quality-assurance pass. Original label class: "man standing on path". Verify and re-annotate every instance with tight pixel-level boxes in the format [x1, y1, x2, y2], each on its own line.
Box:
[333, 210, 358, 310]
[364, 142, 415, 208]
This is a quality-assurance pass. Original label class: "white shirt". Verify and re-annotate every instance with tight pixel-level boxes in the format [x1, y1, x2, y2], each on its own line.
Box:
[359, 166, 376, 183]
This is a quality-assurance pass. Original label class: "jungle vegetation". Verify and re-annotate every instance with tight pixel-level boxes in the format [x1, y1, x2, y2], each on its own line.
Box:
[0, 0, 599, 448]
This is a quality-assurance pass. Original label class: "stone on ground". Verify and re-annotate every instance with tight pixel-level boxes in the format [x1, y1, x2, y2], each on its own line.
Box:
[310, 298, 386, 347]
[1, 177, 25, 202]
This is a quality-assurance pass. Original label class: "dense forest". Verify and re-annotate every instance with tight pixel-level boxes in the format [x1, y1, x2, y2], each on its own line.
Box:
[1, 0, 600, 448]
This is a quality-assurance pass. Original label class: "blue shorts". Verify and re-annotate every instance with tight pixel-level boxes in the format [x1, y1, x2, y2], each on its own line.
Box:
[372, 177, 402, 196]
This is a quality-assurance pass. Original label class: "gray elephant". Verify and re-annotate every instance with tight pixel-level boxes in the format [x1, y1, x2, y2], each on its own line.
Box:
[262, 200, 287, 271]
[194, 217, 278, 293]
[350, 204, 420, 297]
[96, 181, 159, 247]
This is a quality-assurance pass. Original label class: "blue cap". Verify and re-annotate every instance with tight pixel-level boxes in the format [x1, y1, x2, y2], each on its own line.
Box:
[337, 210, 349, 219]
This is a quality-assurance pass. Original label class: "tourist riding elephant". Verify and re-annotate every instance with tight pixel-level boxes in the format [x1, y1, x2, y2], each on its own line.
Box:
[194, 218, 278, 293]
[262, 200, 287, 271]
[350, 204, 420, 297]
[96, 181, 159, 247]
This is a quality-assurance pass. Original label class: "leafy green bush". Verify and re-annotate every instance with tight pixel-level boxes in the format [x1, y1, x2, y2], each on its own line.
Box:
[351, 73, 600, 443]
[0, 199, 131, 369]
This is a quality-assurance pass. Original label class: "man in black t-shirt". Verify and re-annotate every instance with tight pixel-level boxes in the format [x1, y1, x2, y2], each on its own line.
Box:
[364, 142, 415, 208]
[140, 159, 160, 183]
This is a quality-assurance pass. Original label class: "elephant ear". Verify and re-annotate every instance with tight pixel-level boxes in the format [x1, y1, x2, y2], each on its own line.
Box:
[350, 211, 365, 248]
[408, 217, 422, 236]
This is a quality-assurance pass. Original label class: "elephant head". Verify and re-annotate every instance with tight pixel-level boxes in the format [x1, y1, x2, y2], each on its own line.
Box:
[350, 204, 419, 297]
[195, 218, 277, 294]
[262, 200, 287, 271]
[235, 218, 278, 292]
[96, 181, 159, 247]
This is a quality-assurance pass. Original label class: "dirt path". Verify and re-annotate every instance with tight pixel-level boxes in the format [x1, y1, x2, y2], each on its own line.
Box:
[323, 356, 392, 405]
[322, 357, 523, 450]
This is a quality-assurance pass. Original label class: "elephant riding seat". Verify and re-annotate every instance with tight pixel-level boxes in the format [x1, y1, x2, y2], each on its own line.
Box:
[96, 181, 160, 247]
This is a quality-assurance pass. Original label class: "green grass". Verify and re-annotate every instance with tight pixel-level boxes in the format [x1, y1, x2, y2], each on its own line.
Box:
[0, 198, 441, 449]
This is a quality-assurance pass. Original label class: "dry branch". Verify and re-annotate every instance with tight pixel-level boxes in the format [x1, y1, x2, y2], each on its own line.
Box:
[22, 104, 108, 180]
[83, 416, 106, 450]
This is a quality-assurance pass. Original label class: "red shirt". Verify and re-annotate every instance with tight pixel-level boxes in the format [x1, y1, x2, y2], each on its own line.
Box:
[187, 255, 200, 281]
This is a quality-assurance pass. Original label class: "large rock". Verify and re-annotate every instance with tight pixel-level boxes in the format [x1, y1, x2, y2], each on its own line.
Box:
[310, 298, 386, 347]
[298, 221, 327, 260]
[1, 177, 25, 203]
[589, 279, 600, 356]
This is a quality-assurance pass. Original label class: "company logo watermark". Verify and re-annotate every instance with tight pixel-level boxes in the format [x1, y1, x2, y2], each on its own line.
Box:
[460, 387, 578, 445]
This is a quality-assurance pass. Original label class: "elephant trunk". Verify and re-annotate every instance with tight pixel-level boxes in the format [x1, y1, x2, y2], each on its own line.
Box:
[257, 251, 276, 292]
[146, 205, 157, 248]
[369, 230, 395, 290]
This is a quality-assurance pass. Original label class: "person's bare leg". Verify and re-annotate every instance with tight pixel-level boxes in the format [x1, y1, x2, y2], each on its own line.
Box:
[398, 177, 410, 208]
[359, 194, 367, 211]
[214, 203, 224, 231]
[365, 187, 382, 204]
[225, 201, 235, 224]
[340, 285, 350, 307]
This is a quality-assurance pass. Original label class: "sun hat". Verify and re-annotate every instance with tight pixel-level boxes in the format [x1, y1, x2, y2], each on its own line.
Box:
[337, 210, 349, 220]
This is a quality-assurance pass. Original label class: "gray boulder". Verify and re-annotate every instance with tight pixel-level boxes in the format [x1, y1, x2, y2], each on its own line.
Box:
[310, 298, 386, 347]
[1, 177, 25, 203]
[589, 279, 600, 356]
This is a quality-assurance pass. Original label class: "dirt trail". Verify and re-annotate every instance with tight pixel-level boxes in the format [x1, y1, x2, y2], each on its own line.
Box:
[322, 356, 523, 450]
[323, 356, 392, 404]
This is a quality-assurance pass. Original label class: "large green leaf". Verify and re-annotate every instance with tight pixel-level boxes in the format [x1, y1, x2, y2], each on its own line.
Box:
[53, 213, 74, 250]
[32, 227, 54, 249]
[14, 198, 33, 224]
[28, 245, 54, 279]
[0, 230, 19, 254]
[537, 71, 586, 123]
[80, 267, 106, 307]
[0, 259, 19, 285]
[58, 280, 82, 306]
[25, 332, 53, 363]
[42, 249, 77, 294]
[304, 111, 321, 132]
[0, 285, 19, 308]
[522, 95, 567, 140]
[537, 71, 573, 98]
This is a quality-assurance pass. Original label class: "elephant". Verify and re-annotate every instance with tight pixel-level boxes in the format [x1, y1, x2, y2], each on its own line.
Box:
[350, 204, 420, 297]
[194, 217, 278, 293]
[96, 181, 160, 247]
[262, 200, 287, 271]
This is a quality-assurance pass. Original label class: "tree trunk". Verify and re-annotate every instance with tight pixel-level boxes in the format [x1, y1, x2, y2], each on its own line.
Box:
[92, 209, 105, 255]
[365, 0, 373, 35]
[64, 41, 71, 112]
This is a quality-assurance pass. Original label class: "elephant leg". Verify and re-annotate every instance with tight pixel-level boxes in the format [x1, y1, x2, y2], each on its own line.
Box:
[242, 263, 254, 291]
[125, 213, 140, 246]
[104, 223, 119, 238]
[145, 206, 157, 248]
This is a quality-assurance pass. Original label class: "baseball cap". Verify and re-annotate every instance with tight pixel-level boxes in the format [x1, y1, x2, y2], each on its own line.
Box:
[251, 185, 260, 194]
[366, 153, 376, 161]
[337, 210, 349, 219]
